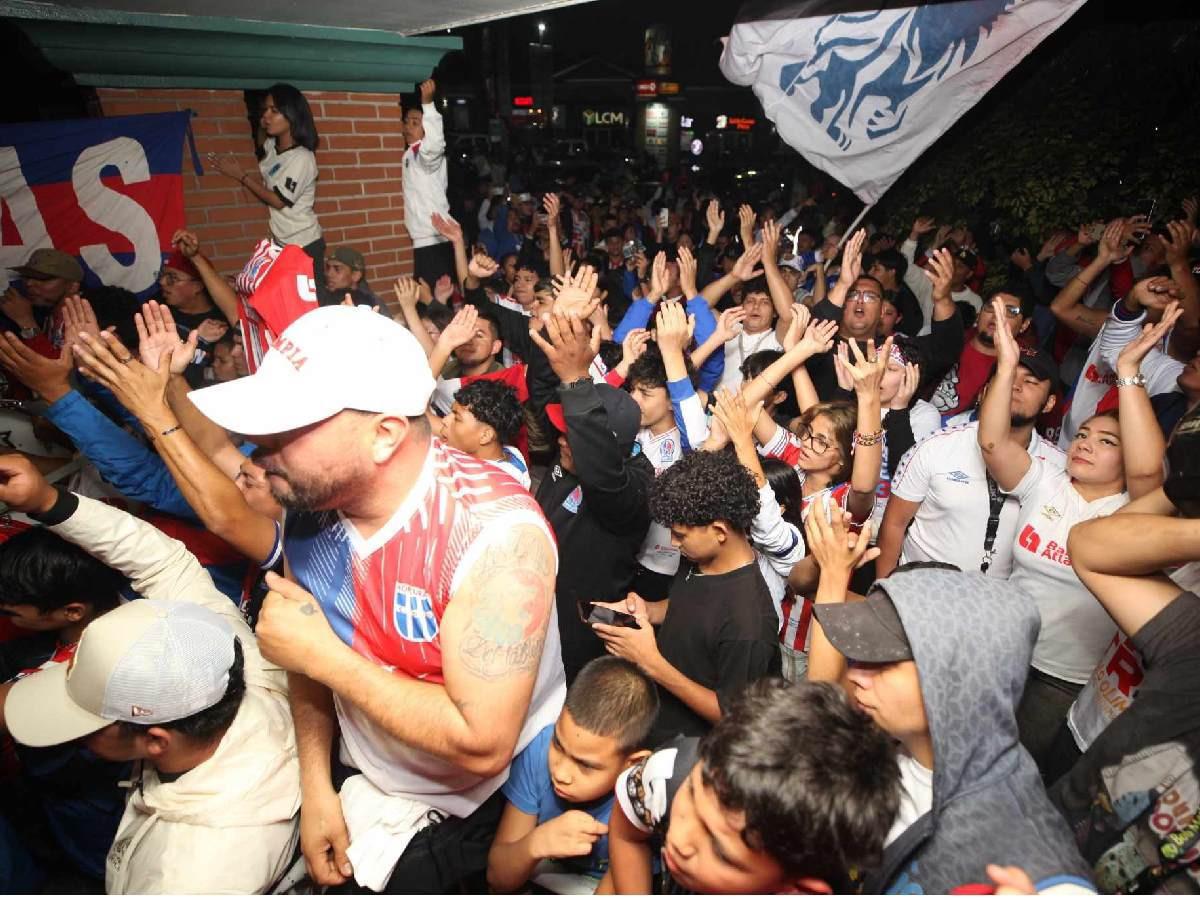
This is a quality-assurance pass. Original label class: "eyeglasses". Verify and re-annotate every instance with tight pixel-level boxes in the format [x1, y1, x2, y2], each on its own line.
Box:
[797, 424, 835, 455]
[157, 271, 198, 286]
[847, 289, 882, 304]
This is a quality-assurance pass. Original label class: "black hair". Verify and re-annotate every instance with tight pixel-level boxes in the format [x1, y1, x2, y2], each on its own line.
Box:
[533, 277, 556, 296]
[741, 349, 799, 419]
[602, 228, 624, 243]
[87, 285, 142, 350]
[890, 334, 925, 371]
[993, 279, 1036, 319]
[762, 458, 803, 529]
[564, 657, 660, 754]
[699, 679, 900, 888]
[0, 528, 128, 614]
[649, 450, 760, 535]
[454, 380, 523, 445]
[872, 248, 908, 281]
[473, 306, 502, 343]
[855, 273, 886, 296]
[742, 275, 770, 298]
[627, 343, 698, 394]
[891, 560, 962, 576]
[418, 301, 455, 333]
[119, 639, 245, 742]
[266, 84, 319, 152]
[596, 339, 624, 372]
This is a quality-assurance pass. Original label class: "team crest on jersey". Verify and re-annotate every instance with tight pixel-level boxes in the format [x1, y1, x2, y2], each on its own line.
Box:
[393, 584, 439, 643]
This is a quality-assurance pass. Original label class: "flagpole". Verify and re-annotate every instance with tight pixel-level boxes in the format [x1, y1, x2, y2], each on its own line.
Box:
[835, 203, 874, 250]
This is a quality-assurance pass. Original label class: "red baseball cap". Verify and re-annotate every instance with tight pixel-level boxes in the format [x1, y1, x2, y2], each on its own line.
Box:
[162, 250, 200, 281]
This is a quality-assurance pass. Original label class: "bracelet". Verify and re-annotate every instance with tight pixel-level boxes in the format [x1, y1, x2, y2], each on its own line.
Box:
[159, 424, 182, 438]
[1070, 274, 1090, 286]
[853, 428, 884, 447]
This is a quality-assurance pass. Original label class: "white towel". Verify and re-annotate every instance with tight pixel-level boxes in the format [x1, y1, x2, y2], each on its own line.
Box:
[339, 774, 444, 892]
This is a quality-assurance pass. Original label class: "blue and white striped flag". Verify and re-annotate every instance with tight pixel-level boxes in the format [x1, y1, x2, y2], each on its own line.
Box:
[720, 0, 1089, 203]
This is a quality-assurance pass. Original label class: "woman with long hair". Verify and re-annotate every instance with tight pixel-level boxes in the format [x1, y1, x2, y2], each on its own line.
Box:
[211, 84, 325, 281]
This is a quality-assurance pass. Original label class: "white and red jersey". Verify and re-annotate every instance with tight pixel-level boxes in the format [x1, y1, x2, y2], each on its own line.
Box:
[235, 240, 318, 374]
[283, 439, 564, 816]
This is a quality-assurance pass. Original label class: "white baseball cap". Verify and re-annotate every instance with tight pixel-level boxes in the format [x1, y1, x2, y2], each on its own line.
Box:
[4, 600, 235, 748]
[189, 305, 435, 437]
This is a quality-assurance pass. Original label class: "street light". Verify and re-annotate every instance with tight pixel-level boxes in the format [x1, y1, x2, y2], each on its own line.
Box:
[537, 22, 546, 40]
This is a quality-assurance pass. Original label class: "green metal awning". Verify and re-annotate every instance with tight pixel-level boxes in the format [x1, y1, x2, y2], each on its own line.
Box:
[2, 0, 464, 92]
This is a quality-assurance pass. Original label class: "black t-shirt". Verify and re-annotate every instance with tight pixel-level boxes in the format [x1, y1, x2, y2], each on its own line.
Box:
[650, 560, 781, 747]
[1050, 590, 1200, 893]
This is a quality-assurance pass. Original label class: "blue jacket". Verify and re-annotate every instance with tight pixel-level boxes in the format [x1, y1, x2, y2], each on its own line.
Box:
[612, 296, 724, 393]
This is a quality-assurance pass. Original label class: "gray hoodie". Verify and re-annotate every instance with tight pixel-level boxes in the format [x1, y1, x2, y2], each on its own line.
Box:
[862, 568, 1092, 893]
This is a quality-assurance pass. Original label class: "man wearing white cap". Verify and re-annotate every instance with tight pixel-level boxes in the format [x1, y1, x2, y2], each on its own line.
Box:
[187, 304, 564, 892]
[0, 454, 300, 894]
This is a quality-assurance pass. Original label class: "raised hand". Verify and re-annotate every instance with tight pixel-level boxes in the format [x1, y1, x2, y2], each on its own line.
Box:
[73, 330, 176, 426]
[0, 331, 72, 402]
[0, 453, 58, 515]
[712, 306, 747, 343]
[552, 264, 599, 316]
[990, 297, 1022, 372]
[922, 247, 956, 303]
[1183, 196, 1198, 226]
[648, 251, 668, 301]
[171, 229, 201, 258]
[1038, 230, 1072, 261]
[433, 274, 455, 304]
[761, 217, 781, 259]
[467, 253, 499, 281]
[419, 78, 436, 104]
[909, 215, 936, 240]
[835, 228, 866, 289]
[208, 152, 245, 181]
[437, 305, 480, 351]
[135, 300, 196, 375]
[619, 327, 651, 371]
[795, 317, 839, 362]
[655, 301, 695, 357]
[1094, 218, 1127, 265]
[529, 310, 601, 384]
[842, 336, 892, 397]
[542, 192, 561, 222]
[393, 275, 421, 310]
[705, 199, 725, 241]
[61, 294, 101, 351]
[888, 362, 921, 411]
[805, 509, 878, 581]
[1077, 220, 1103, 247]
[738, 203, 756, 236]
[430, 212, 464, 244]
[1159, 219, 1197, 268]
[1129, 275, 1184, 310]
[711, 387, 764, 448]
[677, 244, 699, 298]
[731, 243, 765, 282]
[781, 302, 813, 351]
[197, 318, 229, 343]
[0, 288, 36, 331]
[1116, 301, 1182, 378]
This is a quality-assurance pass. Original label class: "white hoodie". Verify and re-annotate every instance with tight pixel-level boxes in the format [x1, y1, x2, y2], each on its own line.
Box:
[402, 102, 450, 249]
[48, 496, 300, 895]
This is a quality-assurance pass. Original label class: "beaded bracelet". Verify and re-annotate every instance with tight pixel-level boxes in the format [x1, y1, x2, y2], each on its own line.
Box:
[853, 428, 884, 447]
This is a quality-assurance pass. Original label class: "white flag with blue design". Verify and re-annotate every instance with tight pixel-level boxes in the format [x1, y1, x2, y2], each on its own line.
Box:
[720, 0, 1088, 204]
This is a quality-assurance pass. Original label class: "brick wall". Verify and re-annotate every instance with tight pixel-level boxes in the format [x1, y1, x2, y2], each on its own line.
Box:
[96, 88, 412, 293]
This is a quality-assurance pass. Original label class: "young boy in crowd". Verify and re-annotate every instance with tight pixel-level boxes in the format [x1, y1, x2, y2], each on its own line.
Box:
[0, 528, 131, 892]
[486, 657, 659, 893]
[591, 449, 781, 747]
[607, 678, 902, 894]
[439, 380, 530, 488]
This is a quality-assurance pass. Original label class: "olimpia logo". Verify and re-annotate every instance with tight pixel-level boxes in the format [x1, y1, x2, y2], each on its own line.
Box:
[392, 584, 438, 643]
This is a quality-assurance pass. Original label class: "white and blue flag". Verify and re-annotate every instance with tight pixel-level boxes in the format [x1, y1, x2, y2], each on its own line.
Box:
[720, 0, 1088, 203]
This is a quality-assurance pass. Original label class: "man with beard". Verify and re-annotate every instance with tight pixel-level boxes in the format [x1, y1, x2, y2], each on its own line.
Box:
[929, 283, 1036, 418]
[187, 305, 565, 893]
[875, 348, 1065, 579]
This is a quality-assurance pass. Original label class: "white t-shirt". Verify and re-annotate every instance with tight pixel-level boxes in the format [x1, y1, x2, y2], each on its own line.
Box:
[870, 401, 942, 538]
[719, 328, 783, 391]
[891, 421, 1066, 578]
[1010, 458, 1128, 683]
[885, 752, 934, 847]
[259, 138, 321, 247]
[636, 426, 688, 576]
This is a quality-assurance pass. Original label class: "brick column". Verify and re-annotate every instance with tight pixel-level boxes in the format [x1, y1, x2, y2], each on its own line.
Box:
[96, 88, 413, 294]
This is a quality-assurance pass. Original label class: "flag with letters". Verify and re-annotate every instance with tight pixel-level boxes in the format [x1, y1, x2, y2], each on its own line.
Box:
[720, 0, 1089, 204]
[0, 111, 199, 296]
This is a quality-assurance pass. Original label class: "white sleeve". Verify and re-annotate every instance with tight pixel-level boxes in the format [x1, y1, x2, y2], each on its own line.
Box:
[272, 149, 316, 207]
[418, 102, 445, 166]
[890, 437, 933, 503]
[908, 402, 943, 442]
[1095, 310, 1147, 369]
[1142, 351, 1185, 397]
[900, 238, 934, 329]
[1010, 454, 1055, 505]
[751, 483, 805, 577]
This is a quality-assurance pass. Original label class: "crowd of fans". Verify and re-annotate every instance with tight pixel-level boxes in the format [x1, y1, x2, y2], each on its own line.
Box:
[0, 79, 1198, 896]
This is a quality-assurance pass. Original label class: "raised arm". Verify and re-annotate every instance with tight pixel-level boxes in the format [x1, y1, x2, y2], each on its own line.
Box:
[760, 219, 796, 341]
[977, 298, 1033, 491]
[1112, 302, 1179, 499]
[172, 230, 239, 326]
[700, 243, 762, 308]
[741, 309, 837, 414]
[1049, 218, 1124, 339]
[432, 212, 469, 289]
[805, 511, 878, 684]
[1160, 219, 1200, 327]
[415, 79, 446, 164]
[690, 306, 745, 370]
[838, 337, 888, 522]
[826, 228, 865, 309]
[393, 276, 436, 357]
[428, 305, 480, 378]
[543, 193, 565, 279]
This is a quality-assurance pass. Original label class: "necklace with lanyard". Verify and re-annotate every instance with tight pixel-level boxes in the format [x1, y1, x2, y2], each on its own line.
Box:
[980, 472, 1007, 574]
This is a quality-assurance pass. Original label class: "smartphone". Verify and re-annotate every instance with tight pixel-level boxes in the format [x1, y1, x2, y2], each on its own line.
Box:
[657, 207, 670, 230]
[582, 601, 641, 629]
[1087, 223, 1106, 243]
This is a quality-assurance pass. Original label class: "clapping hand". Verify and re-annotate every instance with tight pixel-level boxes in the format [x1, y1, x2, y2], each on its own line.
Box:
[1116, 301, 1183, 379]
[529, 311, 601, 384]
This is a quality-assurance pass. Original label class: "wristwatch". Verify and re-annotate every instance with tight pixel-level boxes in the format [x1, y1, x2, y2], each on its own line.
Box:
[1114, 373, 1147, 389]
